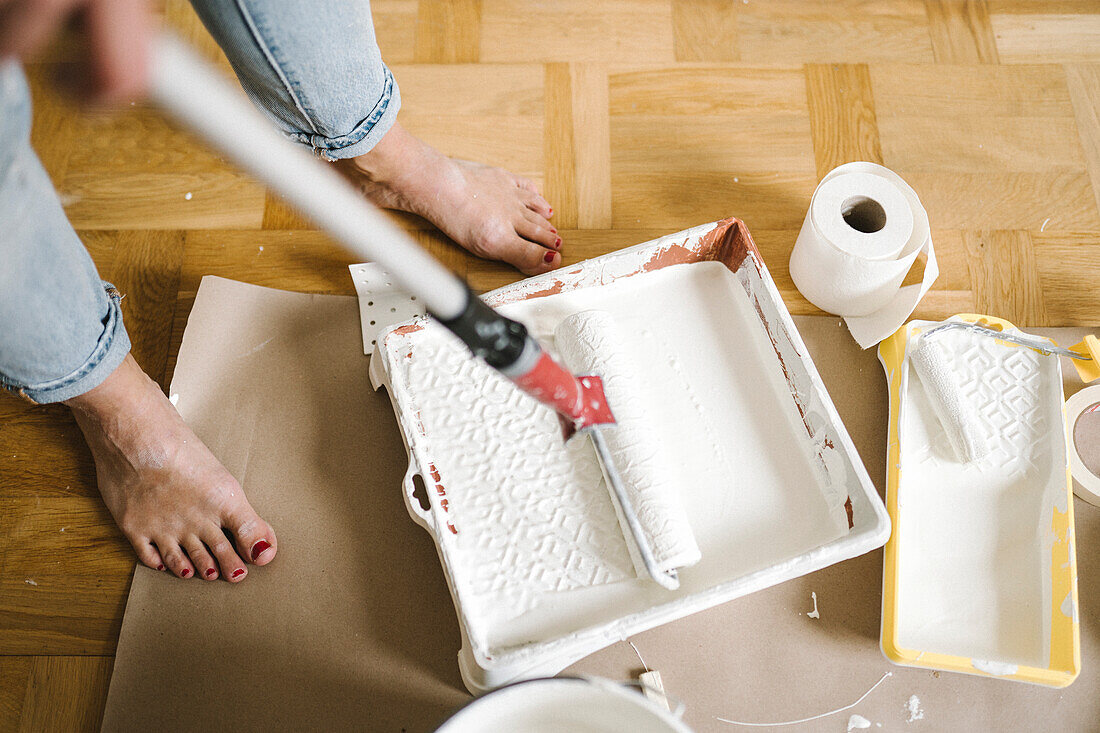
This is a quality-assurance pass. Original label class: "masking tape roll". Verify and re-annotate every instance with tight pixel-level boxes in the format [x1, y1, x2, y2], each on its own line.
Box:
[1067, 385, 1100, 507]
[789, 162, 938, 349]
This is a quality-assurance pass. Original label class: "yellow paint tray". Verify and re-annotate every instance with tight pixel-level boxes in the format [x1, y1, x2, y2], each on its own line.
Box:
[879, 314, 1080, 687]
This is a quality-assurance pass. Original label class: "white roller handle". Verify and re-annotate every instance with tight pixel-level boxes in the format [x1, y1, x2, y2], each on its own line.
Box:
[148, 34, 467, 319]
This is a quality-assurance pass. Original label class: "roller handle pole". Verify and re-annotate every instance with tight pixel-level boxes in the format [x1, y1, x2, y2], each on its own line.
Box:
[148, 34, 614, 427]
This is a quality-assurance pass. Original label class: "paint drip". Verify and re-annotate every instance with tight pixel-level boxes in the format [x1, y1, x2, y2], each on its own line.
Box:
[807, 591, 820, 619]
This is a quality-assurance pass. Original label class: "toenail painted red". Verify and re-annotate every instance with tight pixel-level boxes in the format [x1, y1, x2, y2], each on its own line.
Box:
[181, 568, 191, 578]
[544, 251, 556, 264]
[549, 208, 553, 215]
[157, 564, 165, 571]
[554, 237, 562, 248]
[250, 539, 272, 562]
[205, 568, 216, 577]
[550, 227, 557, 234]
[232, 569, 245, 579]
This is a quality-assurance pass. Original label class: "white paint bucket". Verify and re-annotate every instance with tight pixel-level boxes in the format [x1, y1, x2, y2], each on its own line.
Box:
[435, 677, 693, 733]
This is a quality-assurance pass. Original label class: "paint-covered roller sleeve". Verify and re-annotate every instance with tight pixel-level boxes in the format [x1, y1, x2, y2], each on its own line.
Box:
[909, 334, 990, 463]
[554, 310, 702, 577]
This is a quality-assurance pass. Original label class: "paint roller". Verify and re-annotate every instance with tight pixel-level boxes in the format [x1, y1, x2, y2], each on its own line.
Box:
[910, 321, 1099, 463]
[555, 311, 701, 582]
[146, 35, 684, 589]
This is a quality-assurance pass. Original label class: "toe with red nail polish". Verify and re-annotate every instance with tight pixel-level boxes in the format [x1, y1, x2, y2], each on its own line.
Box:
[250, 539, 272, 562]
[232, 568, 245, 579]
[181, 568, 191, 578]
[544, 251, 556, 264]
[205, 568, 216, 577]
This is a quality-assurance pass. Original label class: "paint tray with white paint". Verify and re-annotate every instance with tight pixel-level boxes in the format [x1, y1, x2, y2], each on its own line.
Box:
[369, 218, 890, 692]
[878, 315, 1081, 687]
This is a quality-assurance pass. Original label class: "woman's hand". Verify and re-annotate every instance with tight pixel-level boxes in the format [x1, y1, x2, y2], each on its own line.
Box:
[0, 0, 151, 103]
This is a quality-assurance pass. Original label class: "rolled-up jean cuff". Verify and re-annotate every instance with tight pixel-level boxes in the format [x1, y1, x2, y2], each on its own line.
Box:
[292, 66, 401, 161]
[3, 282, 132, 404]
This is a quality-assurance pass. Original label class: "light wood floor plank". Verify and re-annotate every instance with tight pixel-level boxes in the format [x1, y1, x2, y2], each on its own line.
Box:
[805, 63, 883, 177]
[414, 0, 482, 63]
[1065, 64, 1100, 224]
[925, 0, 1000, 63]
[671, 0, 740, 63]
[963, 229, 1050, 326]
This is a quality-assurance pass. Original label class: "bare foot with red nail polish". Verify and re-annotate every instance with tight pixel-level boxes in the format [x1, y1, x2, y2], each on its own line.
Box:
[66, 354, 277, 583]
[336, 123, 560, 276]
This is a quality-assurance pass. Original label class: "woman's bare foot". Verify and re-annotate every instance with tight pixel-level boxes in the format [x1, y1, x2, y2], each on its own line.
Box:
[65, 355, 276, 582]
[337, 123, 562, 276]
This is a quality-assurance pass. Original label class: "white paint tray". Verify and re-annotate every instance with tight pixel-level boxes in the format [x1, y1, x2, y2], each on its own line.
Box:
[368, 218, 890, 692]
[879, 316, 1081, 686]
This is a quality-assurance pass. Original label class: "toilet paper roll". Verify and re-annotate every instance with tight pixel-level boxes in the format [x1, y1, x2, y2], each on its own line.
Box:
[790, 162, 938, 349]
[554, 310, 702, 578]
[1066, 385, 1100, 507]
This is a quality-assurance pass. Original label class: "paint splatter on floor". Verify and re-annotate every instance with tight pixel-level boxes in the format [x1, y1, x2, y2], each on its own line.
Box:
[848, 713, 872, 731]
[807, 591, 820, 619]
[24, 579, 37, 586]
[906, 694, 924, 723]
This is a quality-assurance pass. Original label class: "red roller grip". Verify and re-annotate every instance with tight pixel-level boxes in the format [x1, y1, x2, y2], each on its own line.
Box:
[511, 351, 615, 430]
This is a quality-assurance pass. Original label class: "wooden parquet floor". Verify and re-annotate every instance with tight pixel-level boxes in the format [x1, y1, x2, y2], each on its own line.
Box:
[2, 1, 1100, 728]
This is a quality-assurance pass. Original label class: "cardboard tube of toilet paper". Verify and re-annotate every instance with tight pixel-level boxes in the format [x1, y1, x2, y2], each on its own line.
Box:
[554, 310, 702, 577]
[790, 162, 938, 349]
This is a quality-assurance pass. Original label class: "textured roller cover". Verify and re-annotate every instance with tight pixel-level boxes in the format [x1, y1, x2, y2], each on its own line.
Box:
[554, 310, 702, 578]
[909, 334, 990, 463]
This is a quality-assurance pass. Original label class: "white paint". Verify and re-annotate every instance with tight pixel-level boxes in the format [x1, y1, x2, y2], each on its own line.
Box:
[848, 714, 872, 731]
[895, 322, 1067, 671]
[24, 579, 37, 586]
[390, 262, 851, 644]
[807, 591, 820, 619]
[1060, 591, 1077, 621]
[717, 672, 891, 727]
[908, 333, 990, 462]
[556, 310, 701, 577]
[372, 222, 890, 691]
[258, 245, 264, 252]
[972, 658, 1019, 676]
[905, 695, 924, 723]
[1040, 217, 1051, 232]
[184, 192, 192, 200]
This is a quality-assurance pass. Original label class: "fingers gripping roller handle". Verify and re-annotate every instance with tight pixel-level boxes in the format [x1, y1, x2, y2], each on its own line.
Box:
[437, 289, 615, 430]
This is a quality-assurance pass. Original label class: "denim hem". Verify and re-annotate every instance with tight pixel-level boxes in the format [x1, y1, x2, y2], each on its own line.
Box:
[0, 282, 131, 404]
[290, 67, 401, 161]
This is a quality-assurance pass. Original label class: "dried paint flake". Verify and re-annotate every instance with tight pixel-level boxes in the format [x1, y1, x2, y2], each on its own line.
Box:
[184, 192, 193, 201]
[807, 591, 820, 619]
[24, 579, 37, 586]
[905, 695, 924, 723]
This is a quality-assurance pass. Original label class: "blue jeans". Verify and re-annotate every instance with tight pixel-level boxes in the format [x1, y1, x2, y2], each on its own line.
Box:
[0, 0, 399, 403]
